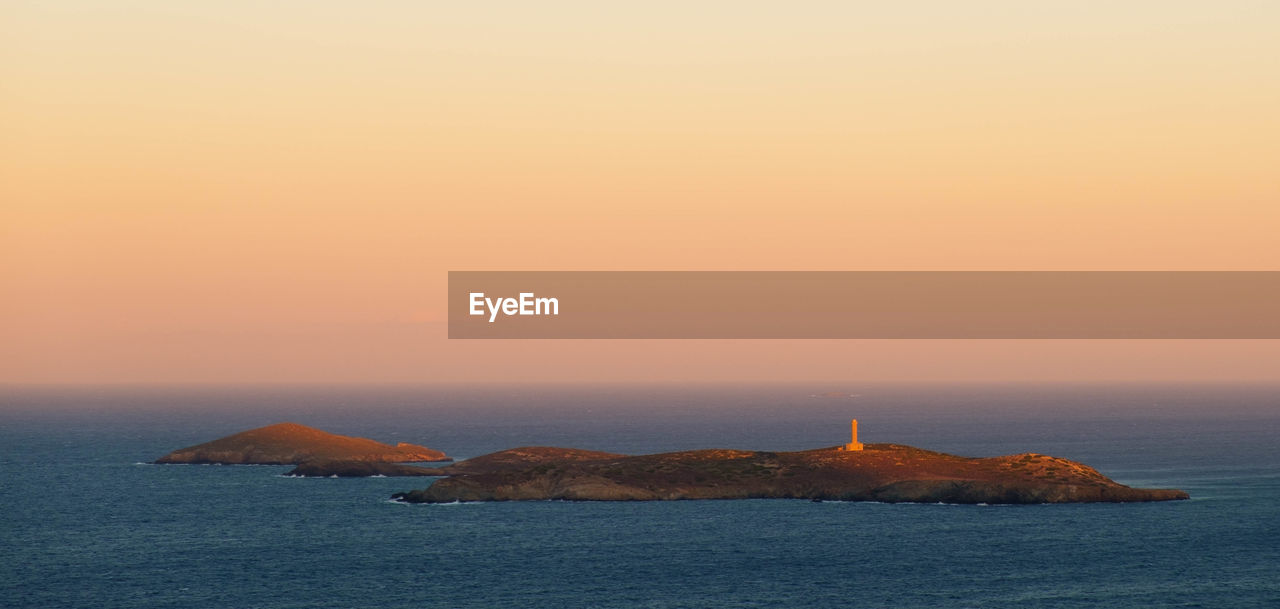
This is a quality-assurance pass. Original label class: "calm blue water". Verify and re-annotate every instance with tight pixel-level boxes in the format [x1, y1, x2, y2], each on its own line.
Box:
[2, 383, 1278, 608]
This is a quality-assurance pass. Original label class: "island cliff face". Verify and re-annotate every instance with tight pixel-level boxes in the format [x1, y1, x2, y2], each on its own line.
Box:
[154, 422, 451, 465]
[392, 444, 1188, 504]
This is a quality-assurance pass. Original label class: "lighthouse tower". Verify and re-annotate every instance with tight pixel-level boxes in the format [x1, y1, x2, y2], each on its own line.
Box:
[841, 419, 864, 452]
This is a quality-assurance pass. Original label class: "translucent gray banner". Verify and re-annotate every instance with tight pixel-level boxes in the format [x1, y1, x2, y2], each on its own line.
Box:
[448, 272, 1280, 338]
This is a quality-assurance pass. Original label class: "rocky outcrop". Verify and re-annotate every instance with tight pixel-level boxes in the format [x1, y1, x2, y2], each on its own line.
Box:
[284, 446, 621, 478]
[392, 444, 1187, 504]
[154, 422, 450, 465]
[285, 460, 449, 477]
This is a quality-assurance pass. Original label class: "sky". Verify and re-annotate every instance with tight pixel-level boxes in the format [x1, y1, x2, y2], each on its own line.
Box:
[3, 1, 1279, 383]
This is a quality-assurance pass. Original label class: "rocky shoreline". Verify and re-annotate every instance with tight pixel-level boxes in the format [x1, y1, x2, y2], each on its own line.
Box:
[154, 422, 451, 465]
[151, 424, 1188, 505]
[391, 444, 1189, 504]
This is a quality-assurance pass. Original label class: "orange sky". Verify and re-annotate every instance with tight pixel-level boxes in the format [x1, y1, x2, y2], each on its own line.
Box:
[3, 2, 1279, 383]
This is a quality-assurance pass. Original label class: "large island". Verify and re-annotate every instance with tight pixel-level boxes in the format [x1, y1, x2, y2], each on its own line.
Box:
[391, 443, 1188, 504]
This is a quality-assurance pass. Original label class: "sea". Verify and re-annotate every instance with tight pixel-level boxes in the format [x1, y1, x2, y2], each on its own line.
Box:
[2, 383, 1278, 609]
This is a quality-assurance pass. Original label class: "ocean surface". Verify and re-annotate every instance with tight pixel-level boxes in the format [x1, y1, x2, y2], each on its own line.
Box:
[2, 383, 1278, 608]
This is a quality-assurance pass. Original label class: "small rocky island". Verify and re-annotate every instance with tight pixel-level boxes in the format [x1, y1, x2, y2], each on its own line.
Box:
[154, 422, 451, 465]
[391, 421, 1187, 505]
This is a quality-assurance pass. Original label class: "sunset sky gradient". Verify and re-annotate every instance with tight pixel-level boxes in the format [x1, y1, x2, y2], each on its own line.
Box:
[4, 2, 1278, 383]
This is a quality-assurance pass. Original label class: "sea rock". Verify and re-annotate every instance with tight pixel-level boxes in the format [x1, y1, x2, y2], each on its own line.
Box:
[154, 422, 451, 465]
